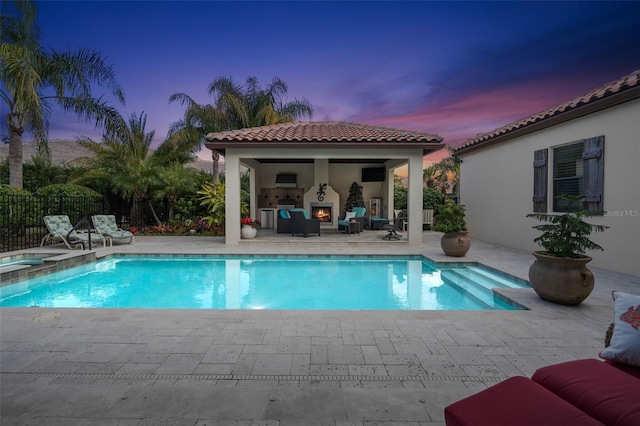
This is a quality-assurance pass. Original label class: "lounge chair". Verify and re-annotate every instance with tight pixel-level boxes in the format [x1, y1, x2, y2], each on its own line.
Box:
[338, 206, 367, 232]
[289, 209, 320, 237]
[92, 215, 135, 245]
[41, 215, 107, 249]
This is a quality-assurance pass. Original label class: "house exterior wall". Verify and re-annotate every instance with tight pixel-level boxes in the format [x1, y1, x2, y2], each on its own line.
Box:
[458, 99, 640, 276]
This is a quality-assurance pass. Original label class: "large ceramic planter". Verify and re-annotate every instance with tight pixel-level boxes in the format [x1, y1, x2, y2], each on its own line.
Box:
[241, 225, 257, 239]
[440, 231, 470, 257]
[529, 252, 594, 306]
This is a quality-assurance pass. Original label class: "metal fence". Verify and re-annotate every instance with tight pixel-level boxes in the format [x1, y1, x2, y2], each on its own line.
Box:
[0, 194, 108, 252]
[1, 195, 170, 252]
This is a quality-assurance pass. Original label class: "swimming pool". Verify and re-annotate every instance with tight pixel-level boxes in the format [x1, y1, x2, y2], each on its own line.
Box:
[0, 256, 528, 310]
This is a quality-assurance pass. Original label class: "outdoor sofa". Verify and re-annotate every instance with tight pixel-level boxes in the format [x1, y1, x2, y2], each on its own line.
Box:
[444, 291, 640, 426]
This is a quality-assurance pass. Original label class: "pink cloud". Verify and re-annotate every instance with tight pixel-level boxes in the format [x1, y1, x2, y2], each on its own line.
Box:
[363, 76, 595, 148]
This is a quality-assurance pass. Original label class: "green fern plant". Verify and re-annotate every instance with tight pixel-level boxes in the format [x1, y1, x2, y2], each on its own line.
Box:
[527, 195, 608, 258]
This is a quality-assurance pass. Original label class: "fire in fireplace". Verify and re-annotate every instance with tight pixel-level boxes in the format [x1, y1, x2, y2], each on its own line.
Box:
[311, 205, 333, 223]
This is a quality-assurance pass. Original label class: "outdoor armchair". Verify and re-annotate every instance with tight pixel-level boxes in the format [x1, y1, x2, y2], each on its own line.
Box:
[289, 209, 320, 237]
[276, 209, 292, 234]
[338, 206, 367, 231]
[41, 215, 107, 249]
[92, 215, 135, 245]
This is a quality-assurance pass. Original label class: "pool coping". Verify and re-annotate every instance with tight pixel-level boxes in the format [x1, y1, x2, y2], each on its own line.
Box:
[2, 235, 637, 424]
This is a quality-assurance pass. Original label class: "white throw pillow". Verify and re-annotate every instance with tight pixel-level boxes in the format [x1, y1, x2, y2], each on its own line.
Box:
[600, 291, 640, 367]
[345, 212, 356, 220]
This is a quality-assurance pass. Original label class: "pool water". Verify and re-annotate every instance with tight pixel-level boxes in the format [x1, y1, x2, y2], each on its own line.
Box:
[0, 256, 528, 310]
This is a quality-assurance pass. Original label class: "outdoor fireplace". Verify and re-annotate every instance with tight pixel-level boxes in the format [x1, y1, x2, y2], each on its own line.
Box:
[305, 182, 339, 229]
[311, 203, 333, 224]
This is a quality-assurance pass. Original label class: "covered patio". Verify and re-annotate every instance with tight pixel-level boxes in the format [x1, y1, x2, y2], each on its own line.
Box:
[204, 121, 443, 245]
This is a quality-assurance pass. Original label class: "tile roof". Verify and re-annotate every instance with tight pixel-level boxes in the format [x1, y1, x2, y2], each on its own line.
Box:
[205, 121, 443, 143]
[455, 70, 640, 154]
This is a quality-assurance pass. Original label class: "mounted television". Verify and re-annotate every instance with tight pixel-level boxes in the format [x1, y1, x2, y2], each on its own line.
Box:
[361, 167, 385, 182]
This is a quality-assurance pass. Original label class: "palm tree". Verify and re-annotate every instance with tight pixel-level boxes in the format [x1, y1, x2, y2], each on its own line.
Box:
[155, 162, 199, 220]
[169, 76, 313, 182]
[423, 145, 460, 197]
[0, 0, 126, 188]
[78, 112, 190, 226]
[167, 94, 227, 181]
[209, 76, 313, 128]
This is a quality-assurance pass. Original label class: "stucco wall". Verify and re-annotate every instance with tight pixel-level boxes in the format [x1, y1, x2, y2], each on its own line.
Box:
[458, 99, 640, 276]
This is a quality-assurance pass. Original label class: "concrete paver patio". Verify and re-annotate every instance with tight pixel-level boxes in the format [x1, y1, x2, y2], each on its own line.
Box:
[1, 231, 638, 425]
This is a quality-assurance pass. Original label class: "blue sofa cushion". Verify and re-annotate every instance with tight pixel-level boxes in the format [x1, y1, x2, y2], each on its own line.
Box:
[279, 209, 290, 219]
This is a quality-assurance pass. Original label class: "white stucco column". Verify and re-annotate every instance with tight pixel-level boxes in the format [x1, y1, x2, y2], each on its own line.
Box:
[407, 154, 423, 246]
[386, 168, 395, 219]
[248, 165, 256, 220]
[225, 152, 241, 245]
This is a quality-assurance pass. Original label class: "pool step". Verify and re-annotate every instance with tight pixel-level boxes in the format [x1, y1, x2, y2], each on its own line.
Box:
[450, 266, 528, 289]
[440, 270, 496, 307]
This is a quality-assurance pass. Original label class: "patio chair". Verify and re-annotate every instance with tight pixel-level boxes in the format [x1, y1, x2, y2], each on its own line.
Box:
[382, 211, 405, 240]
[338, 206, 367, 232]
[289, 209, 320, 237]
[92, 215, 135, 245]
[276, 209, 292, 234]
[41, 215, 107, 249]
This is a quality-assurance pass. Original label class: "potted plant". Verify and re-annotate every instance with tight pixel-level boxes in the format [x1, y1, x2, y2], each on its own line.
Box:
[433, 198, 470, 257]
[240, 216, 260, 239]
[526, 195, 608, 305]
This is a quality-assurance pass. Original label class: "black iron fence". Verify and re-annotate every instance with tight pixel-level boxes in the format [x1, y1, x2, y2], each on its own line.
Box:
[1, 195, 169, 252]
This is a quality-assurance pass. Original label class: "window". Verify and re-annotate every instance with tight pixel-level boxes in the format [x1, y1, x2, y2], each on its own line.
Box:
[553, 143, 584, 211]
[533, 136, 604, 213]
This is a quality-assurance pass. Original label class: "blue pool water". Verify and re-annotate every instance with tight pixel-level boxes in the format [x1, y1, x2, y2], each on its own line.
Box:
[0, 256, 528, 310]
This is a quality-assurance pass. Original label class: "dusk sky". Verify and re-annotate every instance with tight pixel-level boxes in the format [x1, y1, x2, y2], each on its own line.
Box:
[7, 1, 640, 163]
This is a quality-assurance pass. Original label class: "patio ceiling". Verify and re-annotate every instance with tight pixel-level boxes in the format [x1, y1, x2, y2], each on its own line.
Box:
[205, 121, 444, 158]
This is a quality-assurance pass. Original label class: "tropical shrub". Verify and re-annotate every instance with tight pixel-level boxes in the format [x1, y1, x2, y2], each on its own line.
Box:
[0, 184, 38, 227]
[197, 181, 249, 231]
[34, 184, 104, 222]
[423, 188, 443, 209]
[394, 183, 408, 210]
[34, 183, 102, 198]
[433, 198, 467, 234]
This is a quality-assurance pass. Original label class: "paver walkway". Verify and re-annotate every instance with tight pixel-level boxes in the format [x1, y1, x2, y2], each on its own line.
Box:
[1, 233, 638, 425]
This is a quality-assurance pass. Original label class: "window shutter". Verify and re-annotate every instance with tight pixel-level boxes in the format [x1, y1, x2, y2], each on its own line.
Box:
[582, 136, 604, 212]
[533, 149, 548, 212]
